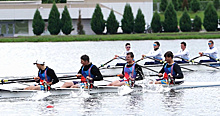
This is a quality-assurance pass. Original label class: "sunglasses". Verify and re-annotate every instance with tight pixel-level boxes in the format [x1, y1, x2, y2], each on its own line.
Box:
[126, 47, 131, 48]
[208, 43, 212, 45]
[153, 44, 157, 46]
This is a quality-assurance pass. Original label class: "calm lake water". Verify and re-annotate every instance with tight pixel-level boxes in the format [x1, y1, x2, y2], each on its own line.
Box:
[0, 39, 220, 115]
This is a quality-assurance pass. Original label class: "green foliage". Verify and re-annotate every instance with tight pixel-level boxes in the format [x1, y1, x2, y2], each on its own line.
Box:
[190, 0, 200, 12]
[47, 0, 53, 3]
[182, 0, 189, 10]
[60, 0, 66, 3]
[172, 0, 179, 11]
[90, 4, 105, 34]
[214, 0, 219, 10]
[134, 9, 146, 33]
[164, 2, 178, 32]
[193, 15, 202, 31]
[48, 2, 61, 35]
[203, 2, 218, 31]
[160, 0, 168, 12]
[32, 9, 45, 35]
[179, 9, 192, 32]
[42, 0, 47, 4]
[151, 12, 161, 33]
[77, 10, 85, 35]
[61, 6, 73, 35]
[178, 0, 183, 11]
[106, 10, 119, 34]
[121, 4, 134, 34]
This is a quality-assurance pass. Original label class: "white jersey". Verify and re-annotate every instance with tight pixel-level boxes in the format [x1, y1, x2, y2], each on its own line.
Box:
[145, 48, 162, 60]
[174, 48, 189, 60]
[119, 49, 134, 59]
[203, 47, 218, 59]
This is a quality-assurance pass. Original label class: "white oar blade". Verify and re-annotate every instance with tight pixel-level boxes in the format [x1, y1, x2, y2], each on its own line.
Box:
[118, 85, 133, 96]
[29, 91, 51, 101]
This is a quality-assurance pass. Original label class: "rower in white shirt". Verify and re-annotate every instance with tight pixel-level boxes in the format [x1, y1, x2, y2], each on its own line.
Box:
[142, 41, 163, 63]
[114, 43, 134, 59]
[199, 40, 218, 62]
[174, 42, 189, 62]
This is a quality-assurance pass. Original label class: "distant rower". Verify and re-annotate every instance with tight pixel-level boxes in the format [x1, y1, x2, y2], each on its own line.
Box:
[114, 43, 134, 59]
[142, 41, 163, 62]
[150, 51, 184, 84]
[199, 40, 219, 62]
[174, 41, 189, 62]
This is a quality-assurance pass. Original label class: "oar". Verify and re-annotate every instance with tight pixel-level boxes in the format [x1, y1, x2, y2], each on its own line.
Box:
[174, 56, 194, 71]
[189, 57, 220, 70]
[135, 58, 143, 63]
[98, 58, 115, 68]
[0, 79, 35, 84]
[190, 56, 201, 61]
[203, 55, 220, 61]
[143, 56, 165, 64]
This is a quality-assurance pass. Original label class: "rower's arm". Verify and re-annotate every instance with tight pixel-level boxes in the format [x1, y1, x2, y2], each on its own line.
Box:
[47, 68, 59, 84]
[135, 64, 144, 80]
[91, 65, 103, 81]
[159, 64, 166, 74]
[173, 64, 184, 79]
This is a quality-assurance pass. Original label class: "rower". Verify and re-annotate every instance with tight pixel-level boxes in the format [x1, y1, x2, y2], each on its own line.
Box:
[108, 52, 144, 86]
[114, 43, 134, 66]
[24, 60, 59, 90]
[61, 55, 103, 88]
[174, 41, 189, 63]
[150, 51, 184, 84]
[199, 40, 219, 63]
[141, 41, 163, 64]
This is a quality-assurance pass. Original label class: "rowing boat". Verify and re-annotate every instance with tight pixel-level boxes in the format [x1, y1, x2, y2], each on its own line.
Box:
[99, 61, 220, 75]
[1, 79, 220, 99]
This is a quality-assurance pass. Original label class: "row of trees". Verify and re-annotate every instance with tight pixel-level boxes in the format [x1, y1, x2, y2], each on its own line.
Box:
[42, 0, 66, 4]
[90, 4, 146, 34]
[160, 0, 219, 12]
[32, 3, 84, 35]
[151, 2, 218, 33]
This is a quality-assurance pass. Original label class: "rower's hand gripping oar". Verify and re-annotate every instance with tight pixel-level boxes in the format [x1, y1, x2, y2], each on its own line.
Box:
[189, 56, 220, 69]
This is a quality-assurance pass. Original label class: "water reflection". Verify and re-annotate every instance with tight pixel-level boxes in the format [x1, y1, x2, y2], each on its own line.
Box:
[162, 90, 184, 115]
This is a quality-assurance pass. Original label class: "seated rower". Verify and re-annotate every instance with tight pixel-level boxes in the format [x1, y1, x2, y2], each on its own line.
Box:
[141, 41, 163, 64]
[199, 40, 219, 63]
[114, 43, 135, 66]
[174, 41, 189, 63]
[61, 55, 103, 88]
[108, 52, 144, 86]
[24, 60, 59, 90]
[150, 51, 184, 84]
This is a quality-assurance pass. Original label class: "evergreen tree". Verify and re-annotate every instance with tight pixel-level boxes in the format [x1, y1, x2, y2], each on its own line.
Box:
[121, 4, 134, 34]
[61, 6, 73, 35]
[191, 0, 200, 12]
[134, 8, 146, 33]
[164, 2, 178, 32]
[214, 0, 219, 10]
[42, 0, 47, 4]
[48, 2, 61, 35]
[90, 4, 105, 34]
[151, 11, 161, 33]
[179, 8, 192, 32]
[106, 10, 119, 34]
[172, 0, 179, 11]
[32, 9, 45, 35]
[48, 0, 53, 3]
[160, 0, 168, 12]
[203, 2, 218, 31]
[178, 0, 183, 11]
[193, 15, 202, 32]
[77, 10, 85, 35]
[182, 0, 189, 10]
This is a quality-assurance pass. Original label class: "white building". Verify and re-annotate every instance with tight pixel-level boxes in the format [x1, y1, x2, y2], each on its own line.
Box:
[0, 0, 153, 37]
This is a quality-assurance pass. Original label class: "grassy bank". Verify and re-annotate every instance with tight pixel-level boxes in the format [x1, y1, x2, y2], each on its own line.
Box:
[1, 32, 220, 42]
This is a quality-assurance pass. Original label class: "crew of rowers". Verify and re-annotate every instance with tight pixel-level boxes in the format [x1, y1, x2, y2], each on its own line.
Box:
[25, 40, 218, 90]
